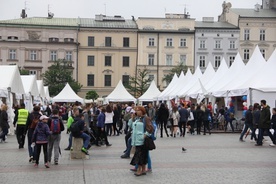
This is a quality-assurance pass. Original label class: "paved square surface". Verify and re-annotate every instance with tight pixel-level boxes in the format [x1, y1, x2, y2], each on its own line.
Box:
[0, 131, 275, 184]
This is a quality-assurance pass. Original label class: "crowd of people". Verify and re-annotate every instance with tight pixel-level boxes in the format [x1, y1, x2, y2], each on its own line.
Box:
[0, 98, 275, 172]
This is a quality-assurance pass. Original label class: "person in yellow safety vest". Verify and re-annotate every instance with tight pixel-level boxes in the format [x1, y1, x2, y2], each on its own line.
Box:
[13, 103, 30, 149]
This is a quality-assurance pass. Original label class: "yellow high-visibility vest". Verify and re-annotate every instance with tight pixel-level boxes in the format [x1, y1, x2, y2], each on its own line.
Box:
[17, 109, 29, 125]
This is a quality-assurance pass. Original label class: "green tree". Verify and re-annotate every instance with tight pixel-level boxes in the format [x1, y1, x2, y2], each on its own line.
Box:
[162, 63, 188, 84]
[42, 59, 82, 96]
[19, 67, 29, 75]
[125, 68, 152, 98]
[85, 90, 99, 100]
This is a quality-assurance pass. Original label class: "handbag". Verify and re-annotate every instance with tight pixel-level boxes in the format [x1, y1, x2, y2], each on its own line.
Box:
[188, 111, 194, 121]
[144, 136, 156, 150]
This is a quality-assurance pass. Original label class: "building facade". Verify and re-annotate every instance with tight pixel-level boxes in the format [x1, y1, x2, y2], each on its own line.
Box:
[77, 15, 138, 98]
[195, 17, 240, 72]
[0, 17, 78, 80]
[220, 1, 276, 62]
[136, 14, 195, 90]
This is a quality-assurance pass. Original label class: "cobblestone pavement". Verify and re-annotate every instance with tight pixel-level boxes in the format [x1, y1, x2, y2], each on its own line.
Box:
[0, 130, 275, 184]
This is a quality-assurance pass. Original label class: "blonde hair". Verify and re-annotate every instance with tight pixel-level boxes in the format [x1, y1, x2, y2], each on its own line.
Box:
[1, 104, 8, 111]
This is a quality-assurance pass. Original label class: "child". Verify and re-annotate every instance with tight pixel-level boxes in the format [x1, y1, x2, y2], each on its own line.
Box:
[32, 115, 51, 168]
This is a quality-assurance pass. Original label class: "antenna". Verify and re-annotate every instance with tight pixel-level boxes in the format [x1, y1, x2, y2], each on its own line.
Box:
[48, 4, 54, 18]
[104, 3, 107, 15]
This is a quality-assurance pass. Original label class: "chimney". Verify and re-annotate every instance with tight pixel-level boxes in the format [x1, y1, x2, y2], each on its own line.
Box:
[21, 9, 27, 19]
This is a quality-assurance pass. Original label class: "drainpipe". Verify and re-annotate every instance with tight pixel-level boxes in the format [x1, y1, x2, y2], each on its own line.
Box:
[135, 30, 139, 98]
[157, 33, 160, 90]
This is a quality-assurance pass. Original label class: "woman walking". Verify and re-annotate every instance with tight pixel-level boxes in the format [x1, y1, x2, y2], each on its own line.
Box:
[0, 104, 9, 143]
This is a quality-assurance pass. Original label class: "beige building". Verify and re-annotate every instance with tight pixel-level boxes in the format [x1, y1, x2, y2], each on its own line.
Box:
[0, 16, 78, 80]
[220, 1, 276, 62]
[136, 14, 195, 90]
[77, 15, 138, 98]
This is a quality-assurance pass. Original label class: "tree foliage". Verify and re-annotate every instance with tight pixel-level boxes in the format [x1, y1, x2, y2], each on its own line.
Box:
[85, 90, 99, 100]
[162, 63, 188, 84]
[125, 68, 152, 98]
[42, 59, 82, 96]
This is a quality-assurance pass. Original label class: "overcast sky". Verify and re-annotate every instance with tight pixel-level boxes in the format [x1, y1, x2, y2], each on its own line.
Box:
[0, 0, 262, 21]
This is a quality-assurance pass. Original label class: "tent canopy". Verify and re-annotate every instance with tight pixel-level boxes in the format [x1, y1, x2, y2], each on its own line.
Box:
[21, 75, 39, 97]
[52, 83, 84, 103]
[105, 80, 136, 102]
[138, 80, 161, 102]
[0, 65, 25, 96]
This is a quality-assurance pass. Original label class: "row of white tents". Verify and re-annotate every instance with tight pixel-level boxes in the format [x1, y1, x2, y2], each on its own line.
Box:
[105, 46, 276, 112]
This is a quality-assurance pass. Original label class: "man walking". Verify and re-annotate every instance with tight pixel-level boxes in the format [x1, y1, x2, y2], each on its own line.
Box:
[256, 100, 275, 146]
[178, 103, 189, 137]
[47, 109, 64, 164]
[239, 105, 256, 142]
[14, 103, 29, 149]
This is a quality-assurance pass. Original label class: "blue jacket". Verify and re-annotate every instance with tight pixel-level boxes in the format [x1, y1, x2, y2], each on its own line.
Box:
[97, 112, 105, 128]
[131, 117, 151, 146]
[32, 121, 51, 144]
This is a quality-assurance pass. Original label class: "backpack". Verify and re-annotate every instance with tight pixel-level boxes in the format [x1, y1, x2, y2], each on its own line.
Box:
[50, 118, 61, 134]
[123, 108, 132, 121]
[30, 115, 40, 129]
[70, 121, 81, 137]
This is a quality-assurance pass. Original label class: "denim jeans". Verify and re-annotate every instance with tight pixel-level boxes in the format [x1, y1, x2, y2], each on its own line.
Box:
[125, 137, 132, 157]
[240, 124, 256, 140]
[0, 128, 8, 141]
[257, 128, 275, 145]
[79, 132, 91, 149]
[27, 129, 36, 158]
[67, 133, 73, 148]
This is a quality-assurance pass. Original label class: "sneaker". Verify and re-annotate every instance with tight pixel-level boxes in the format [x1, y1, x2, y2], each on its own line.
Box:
[34, 163, 38, 167]
[81, 147, 89, 155]
[239, 139, 245, 142]
[106, 144, 112, 147]
[54, 161, 58, 165]
[29, 157, 33, 163]
[121, 154, 130, 159]
[255, 144, 262, 146]
[45, 162, 50, 168]
[269, 143, 275, 147]
[64, 147, 70, 151]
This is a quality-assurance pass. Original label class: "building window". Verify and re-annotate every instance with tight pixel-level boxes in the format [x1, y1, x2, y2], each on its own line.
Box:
[148, 75, 154, 81]
[123, 56, 130, 67]
[88, 36, 94, 46]
[260, 29, 265, 41]
[215, 40, 221, 49]
[29, 70, 37, 75]
[244, 29, 250, 40]
[244, 49, 250, 60]
[229, 40, 235, 49]
[122, 75, 129, 86]
[50, 51, 57, 61]
[30, 50, 37, 60]
[199, 40, 206, 49]
[214, 56, 221, 68]
[180, 38, 186, 47]
[49, 38, 59, 42]
[123, 37, 129, 47]
[180, 55, 186, 65]
[260, 49, 265, 58]
[105, 37, 112, 47]
[105, 56, 112, 66]
[8, 36, 19, 40]
[149, 38, 155, 46]
[199, 56, 206, 68]
[104, 75, 111, 86]
[148, 54, 154, 66]
[166, 54, 172, 66]
[166, 38, 173, 47]
[9, 49, 16, 59]
[64, 38, 74, 42]
[229, 56, 235, 66]
[87, 56, 95, 66]
[65, 51, 72, 61]
[87, 74, 94, 86]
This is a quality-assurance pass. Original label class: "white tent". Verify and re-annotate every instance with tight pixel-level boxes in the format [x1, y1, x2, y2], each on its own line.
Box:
[34, 80, 46, 105]
[138, 80, 161, 102]
[105, 80, 136, 102]
[156, 73, 179, 101]
[52, 83, 84, 103]
[186, 62, 216, 99]
[21, 75, 40, 112]
[44, 86, 50, 102]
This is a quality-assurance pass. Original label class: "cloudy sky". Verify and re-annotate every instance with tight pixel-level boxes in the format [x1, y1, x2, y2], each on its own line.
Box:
[0, 0, 262, 21]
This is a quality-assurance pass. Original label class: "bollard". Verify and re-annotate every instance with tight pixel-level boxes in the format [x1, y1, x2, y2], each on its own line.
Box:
[70, 137, 89, 159]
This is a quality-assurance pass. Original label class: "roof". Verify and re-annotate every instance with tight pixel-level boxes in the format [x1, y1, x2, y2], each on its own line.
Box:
[195, 21, 238, 29]
[105, 80, 136, 102]
[79, 18, 137, 29]
[52, 83, 84, 103]
[0, 17, 79, 28]
[230, 8, 276, 18]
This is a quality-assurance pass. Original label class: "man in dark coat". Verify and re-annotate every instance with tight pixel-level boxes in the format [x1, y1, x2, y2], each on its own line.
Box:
[256, 100, 275, 146]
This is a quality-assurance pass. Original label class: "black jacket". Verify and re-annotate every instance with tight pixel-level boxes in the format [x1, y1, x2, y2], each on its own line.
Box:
[157, 106, 169, 122]
[0, 110, 9, 129]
